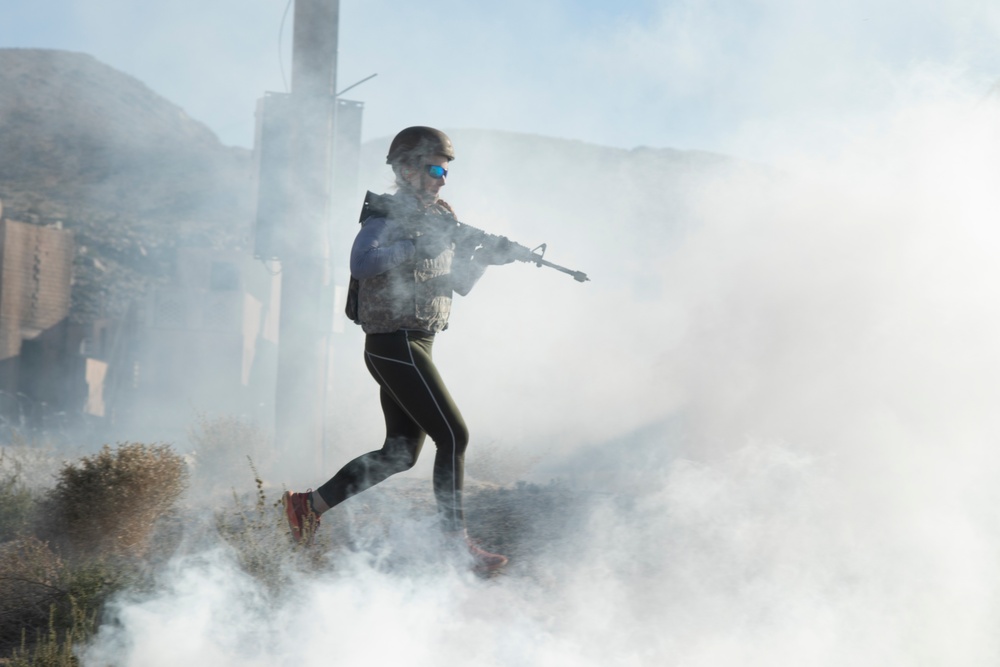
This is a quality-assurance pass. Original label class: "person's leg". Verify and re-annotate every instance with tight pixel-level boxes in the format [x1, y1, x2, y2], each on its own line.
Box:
[283, 332, 426, 543]
[363, 332, 506, 571]
[363, 331, 469, 532]
[313, 386, 425, 509]
[284, 330, 506, 569]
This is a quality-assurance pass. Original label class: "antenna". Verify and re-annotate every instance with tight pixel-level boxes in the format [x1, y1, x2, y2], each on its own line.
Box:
[336, 73, 378, 98]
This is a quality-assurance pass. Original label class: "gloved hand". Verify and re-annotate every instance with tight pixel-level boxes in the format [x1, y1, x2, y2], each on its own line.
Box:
[412, 231, 452, 260]
[475, 236, 517, 265]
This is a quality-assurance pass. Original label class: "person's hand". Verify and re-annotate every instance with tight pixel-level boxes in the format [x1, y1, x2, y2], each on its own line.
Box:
[412, 231, 452, 260]
[475, 236, 517, 265]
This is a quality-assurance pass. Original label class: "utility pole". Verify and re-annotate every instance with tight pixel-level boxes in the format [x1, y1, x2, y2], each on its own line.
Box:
[272, 0, 339, 465]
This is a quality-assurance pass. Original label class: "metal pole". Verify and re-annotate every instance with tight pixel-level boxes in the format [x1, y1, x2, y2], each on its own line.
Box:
[273, 0, 338, 467]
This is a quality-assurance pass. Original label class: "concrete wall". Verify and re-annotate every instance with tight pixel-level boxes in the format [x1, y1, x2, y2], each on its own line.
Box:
[0, 218, 76, 426]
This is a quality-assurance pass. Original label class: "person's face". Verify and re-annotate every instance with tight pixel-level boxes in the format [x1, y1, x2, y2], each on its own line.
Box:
[402, 154, 449, 202]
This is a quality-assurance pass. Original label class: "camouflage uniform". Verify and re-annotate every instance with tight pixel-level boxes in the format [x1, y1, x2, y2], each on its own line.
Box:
[353, 193, 485, 334]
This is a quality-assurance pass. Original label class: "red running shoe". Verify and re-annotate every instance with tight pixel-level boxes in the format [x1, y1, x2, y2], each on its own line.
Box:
[282, 490, 321, 545]
[467, 538, 508, 575]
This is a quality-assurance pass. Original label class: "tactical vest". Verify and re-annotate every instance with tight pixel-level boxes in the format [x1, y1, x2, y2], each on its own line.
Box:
[345, 191, 458, 334]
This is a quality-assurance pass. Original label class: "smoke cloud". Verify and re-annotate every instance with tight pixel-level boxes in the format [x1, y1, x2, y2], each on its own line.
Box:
[4, 1, 1000, 664]
[76, 73, 1000, 665]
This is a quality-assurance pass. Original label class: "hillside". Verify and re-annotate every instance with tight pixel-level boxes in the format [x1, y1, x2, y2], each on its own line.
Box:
[0, 48, 252, 219]
[0, 48, 751, 324]
[0, 49, 255, 321]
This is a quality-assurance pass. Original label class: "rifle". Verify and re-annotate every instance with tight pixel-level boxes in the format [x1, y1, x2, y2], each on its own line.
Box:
[359, 190, 590, 283]
[423, 206, 591, 283]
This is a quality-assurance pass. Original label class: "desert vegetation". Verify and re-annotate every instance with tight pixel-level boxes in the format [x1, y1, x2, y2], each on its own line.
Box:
[0, 441, 186, 665]
[0, 415, 551, 666]
[0, 416, 287, 666]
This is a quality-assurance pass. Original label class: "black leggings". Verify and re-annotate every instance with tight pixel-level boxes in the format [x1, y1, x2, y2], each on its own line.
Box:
[315, 330, 469, 531]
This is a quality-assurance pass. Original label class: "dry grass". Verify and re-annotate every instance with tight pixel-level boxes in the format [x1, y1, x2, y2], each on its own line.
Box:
[0, 533, 141, 664]
[212, 457, 340, 599]
[3, 595, 98, 667]
[0, 537, 65, 651]
[0, 441, 187, 664]
[42, 442, 187, 558]
[0, 429, 584, 665]
[0, 452, 37, 541]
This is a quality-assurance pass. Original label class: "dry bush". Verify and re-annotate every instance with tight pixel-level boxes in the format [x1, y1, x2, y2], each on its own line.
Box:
[5, 605, 90, 667]
[0, 444, 186, 662]
[0, 538, 141, 664]
[43, 443, 187, 558]
[0, 452, 37, 541]
[213, 458, 317, 595]
[187, 414, 272, 498]
[0, 537, 64, 650]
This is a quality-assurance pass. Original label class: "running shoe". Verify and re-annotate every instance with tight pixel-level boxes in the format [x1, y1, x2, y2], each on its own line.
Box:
[467, 538, 508, 575]
[282, 490, 321, 545]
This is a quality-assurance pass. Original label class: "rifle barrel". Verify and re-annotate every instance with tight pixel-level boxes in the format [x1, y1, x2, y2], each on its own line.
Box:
[529, 256, 590, 282]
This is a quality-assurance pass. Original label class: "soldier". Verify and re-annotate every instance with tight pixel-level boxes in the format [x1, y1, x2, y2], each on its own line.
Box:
[282, 126, 510, 573]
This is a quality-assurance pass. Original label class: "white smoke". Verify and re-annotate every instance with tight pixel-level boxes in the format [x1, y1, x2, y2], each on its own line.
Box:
[78, 83, 1000, 665]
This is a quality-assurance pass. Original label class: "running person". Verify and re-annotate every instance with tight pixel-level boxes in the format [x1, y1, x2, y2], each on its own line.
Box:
[282, 126, 511, 573]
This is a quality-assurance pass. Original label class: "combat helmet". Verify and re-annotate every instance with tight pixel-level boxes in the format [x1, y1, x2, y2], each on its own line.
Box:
[386, 126, 455, 165]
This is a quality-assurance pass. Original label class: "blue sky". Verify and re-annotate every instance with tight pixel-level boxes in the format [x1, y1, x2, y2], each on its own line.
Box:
[2, 0, 1000, 162]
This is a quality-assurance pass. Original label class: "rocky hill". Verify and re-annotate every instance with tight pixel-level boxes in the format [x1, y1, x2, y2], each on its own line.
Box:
[0, 48, 751, 324]
[0, 48, 255, 322]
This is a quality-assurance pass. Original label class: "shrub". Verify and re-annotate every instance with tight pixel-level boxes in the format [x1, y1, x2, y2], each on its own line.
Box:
[0, 537, 145, 663]
[0, 537, 64, 650]
[44, 443, 187, 558]
[5, 595, 99, 667]
[214, 458, 306, 595]
[1, 445, 179, 663]
[0, 451, 37, 540]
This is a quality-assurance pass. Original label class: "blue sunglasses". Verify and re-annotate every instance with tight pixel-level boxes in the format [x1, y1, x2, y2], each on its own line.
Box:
[425, 164, 448, 179]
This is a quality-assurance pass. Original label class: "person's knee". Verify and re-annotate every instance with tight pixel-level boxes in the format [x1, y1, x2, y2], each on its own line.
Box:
[439, 424, 469, 456]
[382, 436, 421, 471]
[390, 451, 419, 471]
